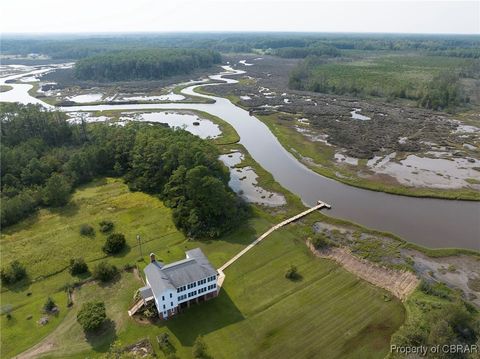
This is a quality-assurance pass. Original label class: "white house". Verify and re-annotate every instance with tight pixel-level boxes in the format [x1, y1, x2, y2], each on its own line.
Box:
[138, 248, 218, 319]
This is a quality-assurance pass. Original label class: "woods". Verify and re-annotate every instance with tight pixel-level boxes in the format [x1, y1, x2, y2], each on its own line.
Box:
[0, 104, 247, 238]
[288, 55, 474, 111]
[74, 49, 221, 81]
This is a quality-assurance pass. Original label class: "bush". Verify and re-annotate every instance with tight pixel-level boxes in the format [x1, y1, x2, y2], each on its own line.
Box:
[77, 301, 106, 331]
[69, 258, 89, 276]
[0, 260, 27, 284]
[158, 332, 175, 356]
[311, 233, 330, 249]
[192, 335, 210, 359]
[80, 224, 95, 237]
[103, 233, 126, 255]
[285, 265, 299, 280]
[92, 261, 118, 282]
[99, 220, 114, 233]
[43, 297, 56, 312]
[419, 280, 452, 300]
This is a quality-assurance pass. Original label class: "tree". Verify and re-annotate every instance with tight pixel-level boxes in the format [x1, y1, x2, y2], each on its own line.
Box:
[43, 297, 56, 312]
[285, 265, 299, 280]
[0, 260, 27, 284]
[92, 261, 118, 282]
[103, 233, 126, 255]
[77, 301, 106, 331]
[69, 258, 89, 276]
[42, 173, 72, 207]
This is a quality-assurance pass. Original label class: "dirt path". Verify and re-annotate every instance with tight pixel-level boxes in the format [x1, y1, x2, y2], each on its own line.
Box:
[307, 242, 419, 300]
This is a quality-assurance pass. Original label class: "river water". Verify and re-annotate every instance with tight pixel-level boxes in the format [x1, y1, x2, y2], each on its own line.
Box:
[1, 65, 479, 250]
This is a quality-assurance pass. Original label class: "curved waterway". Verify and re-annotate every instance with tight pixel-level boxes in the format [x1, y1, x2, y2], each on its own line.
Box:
[1, 65, 479, 250]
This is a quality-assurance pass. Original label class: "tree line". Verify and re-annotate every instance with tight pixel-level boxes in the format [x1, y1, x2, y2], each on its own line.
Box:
[3, 33, 478, 60]
[288, 56, 471, 111]
[1, 104, 248, 238]
[74, 49, 221, 81]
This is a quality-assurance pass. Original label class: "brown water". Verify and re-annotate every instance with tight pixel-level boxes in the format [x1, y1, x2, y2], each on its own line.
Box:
[2, 65, 479, 250]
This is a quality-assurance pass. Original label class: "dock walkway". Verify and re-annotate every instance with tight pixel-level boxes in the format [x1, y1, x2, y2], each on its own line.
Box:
[217, 201, 330, 289]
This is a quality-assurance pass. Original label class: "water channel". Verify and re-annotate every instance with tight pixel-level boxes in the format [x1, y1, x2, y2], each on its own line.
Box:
[1, 65, 479, 250]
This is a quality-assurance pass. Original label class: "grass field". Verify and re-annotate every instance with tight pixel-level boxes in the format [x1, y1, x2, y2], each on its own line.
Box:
[1, 178, 406, 358]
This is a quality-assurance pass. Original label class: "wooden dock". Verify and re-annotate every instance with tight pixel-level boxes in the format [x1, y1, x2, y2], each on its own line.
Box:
[217, 200, 331, 289]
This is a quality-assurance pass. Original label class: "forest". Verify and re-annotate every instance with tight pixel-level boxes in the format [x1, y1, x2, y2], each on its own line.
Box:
[74, 49, 221, 81]
[288, 54, 476, 110]
[2, 33, 479, 60]
[0, 104, 248, 237]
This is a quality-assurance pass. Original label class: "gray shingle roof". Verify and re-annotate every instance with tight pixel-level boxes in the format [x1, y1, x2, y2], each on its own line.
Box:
[139, 286, 153, 300]
[144, 248, 216, 300]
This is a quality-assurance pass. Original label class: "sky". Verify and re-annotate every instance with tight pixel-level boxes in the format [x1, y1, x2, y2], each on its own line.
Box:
[0, 0, 478, 35]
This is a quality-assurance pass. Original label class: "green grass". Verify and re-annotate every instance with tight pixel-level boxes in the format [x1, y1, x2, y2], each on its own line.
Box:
[257, 112, 480, 201]
[1, 178, 406, 359]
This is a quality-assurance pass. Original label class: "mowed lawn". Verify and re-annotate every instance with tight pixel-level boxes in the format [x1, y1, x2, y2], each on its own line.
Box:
[1, 178, 405, 358]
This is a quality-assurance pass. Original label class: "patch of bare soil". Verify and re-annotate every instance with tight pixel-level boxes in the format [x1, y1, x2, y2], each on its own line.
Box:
[307, 241, 419, 300]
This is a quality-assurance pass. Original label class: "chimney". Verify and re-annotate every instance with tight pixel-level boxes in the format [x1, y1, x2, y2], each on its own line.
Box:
[150, 253, 156, 263]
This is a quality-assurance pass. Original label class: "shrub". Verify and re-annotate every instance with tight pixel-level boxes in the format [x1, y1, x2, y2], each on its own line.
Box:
[192, 335, 210, 359]
[77, 301, 106, 331]
[69, 258, 89, 276]
[43, 297, 56, 312]
[158, 332, 175, 356]
[103, 233, 126, 254]
[80, 224, 95, 237]
[419, 280, 452, 300]
[1, 260, 27, 284]
[311, 233, 330, 249]
[99, 220, 114, 233]
[285, 265, 299, 280]
[92, 261, 118, 282]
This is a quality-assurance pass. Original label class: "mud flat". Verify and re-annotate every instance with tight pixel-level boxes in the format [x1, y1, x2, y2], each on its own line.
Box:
[220, 151, 286, 206]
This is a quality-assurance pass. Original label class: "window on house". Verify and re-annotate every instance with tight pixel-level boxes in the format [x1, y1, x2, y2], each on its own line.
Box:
[163, 304, 165, 309]
[170, 293, 172, 298]
[162, 295, 165, 300]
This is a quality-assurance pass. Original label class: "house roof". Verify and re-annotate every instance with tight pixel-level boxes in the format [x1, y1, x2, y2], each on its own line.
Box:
[144, 248, 216, 300]
[139, 286, 154, 301]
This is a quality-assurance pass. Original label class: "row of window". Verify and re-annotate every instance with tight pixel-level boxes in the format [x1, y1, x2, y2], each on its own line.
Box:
[176, 275, 217, 293]
[187, 282, 196, 289]
[178, 284, 217, 302]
